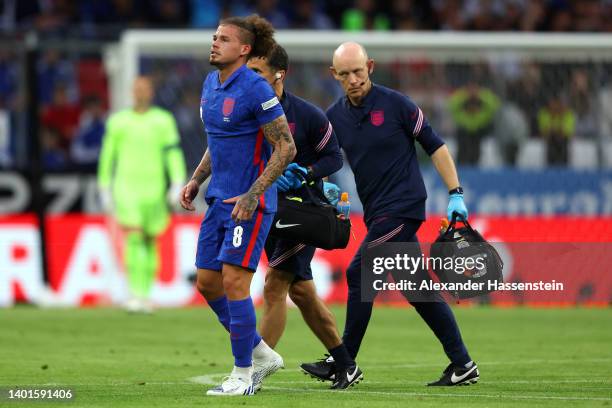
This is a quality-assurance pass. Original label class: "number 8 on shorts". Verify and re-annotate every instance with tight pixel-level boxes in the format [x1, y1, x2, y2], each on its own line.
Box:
[233, 226, 244, 247]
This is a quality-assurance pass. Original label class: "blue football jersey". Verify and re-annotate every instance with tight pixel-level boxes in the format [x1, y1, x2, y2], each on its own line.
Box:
[201, 64, 285, 212]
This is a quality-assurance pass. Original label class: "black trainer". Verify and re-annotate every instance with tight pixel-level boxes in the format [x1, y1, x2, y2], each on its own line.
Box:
[427, 362, 479, 386]
[300, 354, 336, 382]
[331, 365, 363, 390]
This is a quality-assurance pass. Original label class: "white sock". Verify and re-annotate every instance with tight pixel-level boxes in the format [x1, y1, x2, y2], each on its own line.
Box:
[232, 365, 253, 379]
[464, 360, 474, 369]
[252, 339, 275, 360]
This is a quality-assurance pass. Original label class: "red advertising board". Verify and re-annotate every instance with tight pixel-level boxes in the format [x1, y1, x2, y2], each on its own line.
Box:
[1, 214, 611, 307]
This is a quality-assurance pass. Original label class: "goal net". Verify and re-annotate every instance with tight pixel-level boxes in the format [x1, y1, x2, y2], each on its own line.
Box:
[105, 30, 612, 175]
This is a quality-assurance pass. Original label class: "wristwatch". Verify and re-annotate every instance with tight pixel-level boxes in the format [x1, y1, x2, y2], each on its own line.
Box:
[449, 186, 464, 195]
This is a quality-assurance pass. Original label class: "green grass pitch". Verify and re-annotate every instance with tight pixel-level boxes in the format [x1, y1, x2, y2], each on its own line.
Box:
[1, 306, 611, 407]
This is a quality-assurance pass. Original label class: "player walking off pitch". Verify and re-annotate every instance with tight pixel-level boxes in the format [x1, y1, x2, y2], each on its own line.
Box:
[179, 15, 296, 396]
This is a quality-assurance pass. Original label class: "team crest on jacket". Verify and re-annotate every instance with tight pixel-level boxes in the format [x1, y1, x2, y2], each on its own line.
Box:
[370, 110, 384, 126]
[222, 97, 235, 119]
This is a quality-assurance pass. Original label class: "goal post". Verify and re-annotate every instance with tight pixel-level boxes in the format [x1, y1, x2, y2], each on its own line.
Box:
[109, 30, 612, 109]
[106, 30, 612, 169]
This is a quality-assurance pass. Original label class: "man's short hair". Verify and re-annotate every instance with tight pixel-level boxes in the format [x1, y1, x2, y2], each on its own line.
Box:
[220, 14, 275, 59]
[266, 44, 289, 72]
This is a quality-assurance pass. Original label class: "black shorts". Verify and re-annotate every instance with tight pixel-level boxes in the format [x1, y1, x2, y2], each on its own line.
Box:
[264, 235, 316, 282]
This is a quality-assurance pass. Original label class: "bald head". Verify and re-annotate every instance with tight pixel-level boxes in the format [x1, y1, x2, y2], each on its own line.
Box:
[330, 42, 374, 106]
[332, 42, 369, 68]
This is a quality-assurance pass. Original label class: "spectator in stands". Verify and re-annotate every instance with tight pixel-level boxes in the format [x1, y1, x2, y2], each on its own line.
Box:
[547, 6, 573, 32]
[5, 0, 612, 36]
[322, 0, 352, 27]
[433, 0, 466, 30]
[507, 62, 545, 137]
[521, 0, 547, 31]
[78, 0, 147, 35]
[190, 0, 223, 28]
[493, 102, 529, 166]
[10, 0, 77, 35]
[520, 0, 547, 31]
[538, 94, 576, 166]
[41, 84, 81, 149]
[449, 82, 500, 165]
[38, 50, 78, 106]
[290, 0, 334, 29]
[573, 0, 603, 31]
[149, 0, 190, 27]
[0, 50, 17, 110]
[0, 99, 11, 167]
[498, 0, 525, 31]
[599, 78, 612, 141]
[603, 1, 612, 32]
[108, 0, 149, 29]
[390, 0, 437, 30]
[341, 0, 390, 31]
[569, 69, 597, 139]
[7, 1, 41, 31]
[0, 50, 18, 167]
[250, 0, 290, 29]
[463, 0, 499, 31]
[173, 88, 206, 174]
[41, 127, 68, 170]
[70, 95, 106, 169]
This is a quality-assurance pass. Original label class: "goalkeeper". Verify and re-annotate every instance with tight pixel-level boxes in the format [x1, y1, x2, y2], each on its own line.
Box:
[98, 76, 186, 312]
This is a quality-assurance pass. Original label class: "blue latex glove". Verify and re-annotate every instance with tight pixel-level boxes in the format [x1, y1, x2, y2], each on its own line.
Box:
[284, 162, 308, 190]
[275, 175, 292, 192]
[447, 193, 468, 221]
[323, 182, 341, 206]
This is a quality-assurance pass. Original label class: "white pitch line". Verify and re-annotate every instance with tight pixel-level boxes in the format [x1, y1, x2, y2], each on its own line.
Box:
[257, 385, 612, 402]
[5, 356, 610, 400]
[187, 370, 612, 403]
[188, 375, 222, 386]
[187, 374, 612, 402]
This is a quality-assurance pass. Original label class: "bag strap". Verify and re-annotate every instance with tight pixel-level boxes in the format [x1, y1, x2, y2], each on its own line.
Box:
[442, 212, 476, 237]
[289, 169, 332, 208]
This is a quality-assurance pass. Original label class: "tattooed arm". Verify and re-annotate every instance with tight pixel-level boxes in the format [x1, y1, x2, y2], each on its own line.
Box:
[224, 115, 296, 221]
[250, 115, 296, 198]
[180, 148, 211, 211]
[191, 148, 212, 185]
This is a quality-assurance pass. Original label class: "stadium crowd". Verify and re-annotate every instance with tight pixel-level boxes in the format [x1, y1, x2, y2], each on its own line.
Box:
[2, 0, 612, 35]
[0, 0, 612, 170]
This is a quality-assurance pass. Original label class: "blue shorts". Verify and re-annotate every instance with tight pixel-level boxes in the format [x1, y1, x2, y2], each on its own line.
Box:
[264, 236, 316, 282]
[196, 199, 274, 272]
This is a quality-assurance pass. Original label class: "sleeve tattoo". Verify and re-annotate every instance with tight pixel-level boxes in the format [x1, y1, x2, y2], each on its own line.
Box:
[190, 148, 211, 185]
[247, 115, 296, 200]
